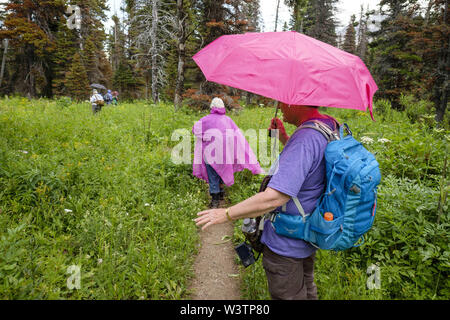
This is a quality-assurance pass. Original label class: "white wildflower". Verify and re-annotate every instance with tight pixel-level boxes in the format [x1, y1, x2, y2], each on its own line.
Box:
[64, 209, 73, 213]
[19, 150, 28, 154]
[144, 203, 150, 207]
[361, 136, 374, 144]
[97, 258, 103, 264]
[377, 138, 391, 143]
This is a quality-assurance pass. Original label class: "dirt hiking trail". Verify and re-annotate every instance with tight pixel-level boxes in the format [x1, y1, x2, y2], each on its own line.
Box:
[189, 200, 241, 300]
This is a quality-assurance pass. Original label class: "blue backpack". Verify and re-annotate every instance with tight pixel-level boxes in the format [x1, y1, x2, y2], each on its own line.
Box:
[271, 121, 381, 251]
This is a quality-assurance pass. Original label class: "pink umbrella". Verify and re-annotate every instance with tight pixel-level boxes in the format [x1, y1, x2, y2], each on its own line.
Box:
[193, 31, 378, 120]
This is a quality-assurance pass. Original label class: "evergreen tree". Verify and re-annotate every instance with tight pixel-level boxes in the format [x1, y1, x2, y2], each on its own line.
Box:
[196, 0, 226, 47]
[52, 21, 78, 96]
[108, 14, 123, 73]
[65, 52, 90, 101]
[0, 0, 66, 97]
[77, 0, 111, 86]
[410, 0, 449, 123]
[370, 0, 422, 109]
[83, 35, 98, 82]
[303, 0, 338, 46]
[244, 0, 261, 32]
[356, 5, 373, 61]
[285, 0, 310, 33]
[427, 0, 448, 123]
[113, 59, 136, 98]
[107, 1, 143, 100]
[343, 14, 357, 54]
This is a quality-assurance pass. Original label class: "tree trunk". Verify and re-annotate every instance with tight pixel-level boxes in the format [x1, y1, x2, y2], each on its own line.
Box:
[424, 0, 434, 27]
[26, 47, 36, 98]
[0, 39, 8, 88]
[174, 0, 186, 111]
[151, 0, 159, 103]
[174, 43, 186, 110]
[274, 0, 281, 32]
[434, 0, 448, 123]
[246, 91, 252, 106]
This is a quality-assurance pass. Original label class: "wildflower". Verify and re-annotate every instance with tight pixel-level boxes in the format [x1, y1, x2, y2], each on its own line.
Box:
[377, 138, 391, 143]
[19, 150, 28, 154]
[64, 209, 73, 213]
[361, 136, 374, 144]
[97, 258, 103, 264]
[144, 203, 150, 207]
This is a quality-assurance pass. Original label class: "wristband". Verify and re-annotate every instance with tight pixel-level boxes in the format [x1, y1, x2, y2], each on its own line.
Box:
[225, 208, 233, 222]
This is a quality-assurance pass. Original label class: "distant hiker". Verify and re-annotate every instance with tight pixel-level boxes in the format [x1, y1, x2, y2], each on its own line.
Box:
[90, 89, 104, 114]
[192, 97, 262, 209]
[112, 91, 119, 106]
[104, 90, 113, 105]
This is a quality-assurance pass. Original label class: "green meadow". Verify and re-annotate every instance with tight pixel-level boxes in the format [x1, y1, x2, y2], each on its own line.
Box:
[0, 97, 448, 299]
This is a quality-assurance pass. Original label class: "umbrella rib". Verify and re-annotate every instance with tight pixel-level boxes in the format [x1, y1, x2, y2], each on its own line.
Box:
[348, 66, 366, 110]
[288, 32, 296, 105]
[299, 33, 349, 66]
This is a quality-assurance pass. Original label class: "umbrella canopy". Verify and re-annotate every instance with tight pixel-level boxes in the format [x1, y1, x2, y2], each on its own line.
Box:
[193, 31, 378, 120]
[90, 83, 106, 90]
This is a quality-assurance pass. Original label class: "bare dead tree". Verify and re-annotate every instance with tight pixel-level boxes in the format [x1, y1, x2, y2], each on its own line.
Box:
[173, 0, 187, 110]
[0, 39, 8, 88]
[274, 0, 281, 31]
[133, 0, 173, 104]
[165, 0, 198, 110]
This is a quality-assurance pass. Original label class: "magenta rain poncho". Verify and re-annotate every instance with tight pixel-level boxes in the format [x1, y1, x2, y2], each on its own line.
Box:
[192, 98, 262, 186]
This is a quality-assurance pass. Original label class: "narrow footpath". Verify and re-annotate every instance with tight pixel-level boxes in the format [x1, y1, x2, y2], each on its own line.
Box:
[189, 199, 241, 300]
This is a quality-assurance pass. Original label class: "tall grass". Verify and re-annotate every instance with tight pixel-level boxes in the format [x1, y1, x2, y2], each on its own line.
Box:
[0, 98, 207, 299]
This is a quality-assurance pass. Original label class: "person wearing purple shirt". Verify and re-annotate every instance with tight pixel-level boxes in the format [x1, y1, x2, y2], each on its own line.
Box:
[195, 102, 338, 300]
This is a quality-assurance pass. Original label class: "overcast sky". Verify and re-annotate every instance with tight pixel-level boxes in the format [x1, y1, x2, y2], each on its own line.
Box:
[260, 0, 381, 33]
[105, 0, 381, 33]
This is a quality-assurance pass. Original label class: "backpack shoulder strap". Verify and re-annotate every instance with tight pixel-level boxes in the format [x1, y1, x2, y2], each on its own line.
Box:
[280, 118, 340, 217]
[300, 120, 340, 142]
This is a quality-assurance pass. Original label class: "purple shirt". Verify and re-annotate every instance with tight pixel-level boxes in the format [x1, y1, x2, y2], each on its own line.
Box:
[261, 118, 336, 258]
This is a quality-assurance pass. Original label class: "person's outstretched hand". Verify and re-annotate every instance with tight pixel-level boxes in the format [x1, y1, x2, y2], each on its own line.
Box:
[195, 208, 227, 231]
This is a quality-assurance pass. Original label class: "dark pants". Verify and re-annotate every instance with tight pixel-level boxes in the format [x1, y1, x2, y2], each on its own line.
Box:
[262, 245, 318, 300]
[205, 163, 224, 195]
[92, 104, 102, 114]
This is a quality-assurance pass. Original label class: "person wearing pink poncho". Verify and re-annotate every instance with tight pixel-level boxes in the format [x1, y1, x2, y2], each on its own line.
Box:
[192, 97, 262, 208]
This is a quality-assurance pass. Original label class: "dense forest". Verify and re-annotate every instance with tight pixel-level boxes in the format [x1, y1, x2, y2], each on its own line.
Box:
[0, 0, 448, 122]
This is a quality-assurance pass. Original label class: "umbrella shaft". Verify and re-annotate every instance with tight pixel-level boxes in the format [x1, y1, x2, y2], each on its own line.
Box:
[268, 105, 279, 137]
